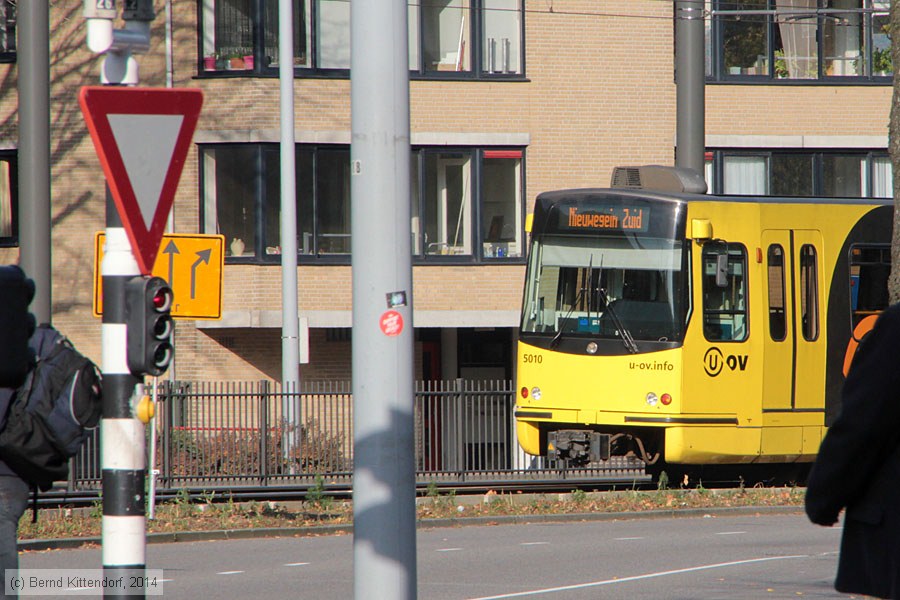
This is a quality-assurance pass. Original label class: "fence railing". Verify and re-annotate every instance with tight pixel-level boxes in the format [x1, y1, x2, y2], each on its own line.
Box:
[66, 379, 645, 494]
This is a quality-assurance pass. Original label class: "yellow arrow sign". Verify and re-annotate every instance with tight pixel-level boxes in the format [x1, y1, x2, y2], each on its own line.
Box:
[94, 232, 225, 320]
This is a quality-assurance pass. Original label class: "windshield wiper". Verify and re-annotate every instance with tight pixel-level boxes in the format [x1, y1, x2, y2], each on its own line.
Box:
[595, 259, 639, 354]
[550, 265, 590, 349]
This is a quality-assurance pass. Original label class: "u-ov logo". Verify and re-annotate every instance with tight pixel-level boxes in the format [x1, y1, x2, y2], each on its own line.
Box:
[704, 347, 748, 377]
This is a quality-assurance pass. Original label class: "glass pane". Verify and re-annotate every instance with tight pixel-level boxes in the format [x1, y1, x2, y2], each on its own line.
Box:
[424, 152, 472, 255]
[722, 1, 769, 76]
[423, 0, 472, 72]
[409, 0, 421, 70]
[799, 244, 819, 340]
[774, 0, 818, 79]
[481, 154, 521, 258]
[872, 9, 893, 75]
[723, 155, 767, 195]
[205, 146, 259, 258]
[0, 1, 15, 53]
[871, 155, 892, 198]
[482, 0, 521, 74]
[411, 154, 422, 255]
[822, 154, 863, 197]
[767, 245, 786, 341]
[262, 146, 309, 257]
[520, 236, 687, 342]
[265, 0, 310, 68]
[822, 2, 863, 76]
[702, 244, 748, 342]
[263, 146, 281, 255]
[849, 244, 890, 321]
[297, 148, 315, 254]
[0, 159, 12, 238]
[210, 0, 254, 69]
[771, 154, 813, 196]
[315, 149, 351, 254]
[317, 0, 351, 68]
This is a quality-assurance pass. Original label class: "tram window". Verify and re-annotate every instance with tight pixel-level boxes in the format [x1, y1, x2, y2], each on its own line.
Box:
[767, 245, 786, 342]
[850, 245, 890, 325]
[800, 245, 819, 341]
[702, 244, 748, 342]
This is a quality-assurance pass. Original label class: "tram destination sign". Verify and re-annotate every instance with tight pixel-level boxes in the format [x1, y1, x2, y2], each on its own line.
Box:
[560, 203, 650, 233]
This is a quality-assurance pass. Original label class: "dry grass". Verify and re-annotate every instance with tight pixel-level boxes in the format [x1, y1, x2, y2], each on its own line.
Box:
[17, 485, 805, 542]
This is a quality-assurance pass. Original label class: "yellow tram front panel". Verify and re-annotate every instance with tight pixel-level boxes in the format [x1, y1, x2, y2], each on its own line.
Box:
[517, 341, 685, 423]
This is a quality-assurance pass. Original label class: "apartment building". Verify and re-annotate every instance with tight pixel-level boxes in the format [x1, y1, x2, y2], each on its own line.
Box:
[0, 0, 891, 390]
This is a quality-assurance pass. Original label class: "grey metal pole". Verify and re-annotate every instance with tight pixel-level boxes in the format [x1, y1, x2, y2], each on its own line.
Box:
[278, 0, 301, 451]
[17, 0, 52, 324]
[350, 0, 417, 596]
[675, 0, 706, 176]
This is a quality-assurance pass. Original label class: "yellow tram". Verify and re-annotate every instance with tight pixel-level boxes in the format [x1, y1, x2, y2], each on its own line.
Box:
[515, 167, 891, 475]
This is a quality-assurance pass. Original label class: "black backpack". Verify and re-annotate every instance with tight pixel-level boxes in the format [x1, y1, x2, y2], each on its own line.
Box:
[0, 324, 102, 491]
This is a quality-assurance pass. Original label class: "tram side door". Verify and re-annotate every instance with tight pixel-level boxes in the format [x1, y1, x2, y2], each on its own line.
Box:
[761, 231, 793, 411]
[791, 230, 825, 411]
[761, 230, 825, 412]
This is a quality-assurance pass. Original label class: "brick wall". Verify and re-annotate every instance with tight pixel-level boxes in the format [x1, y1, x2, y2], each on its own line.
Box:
[3, 1, 890, 381]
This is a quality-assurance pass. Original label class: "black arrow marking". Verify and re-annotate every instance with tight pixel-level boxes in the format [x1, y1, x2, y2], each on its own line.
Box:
[162, 240, 180, 286]
[191, 249, 212, 299]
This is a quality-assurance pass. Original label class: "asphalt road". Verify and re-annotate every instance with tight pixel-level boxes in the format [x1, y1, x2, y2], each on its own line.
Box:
[18, 510, 855, 599]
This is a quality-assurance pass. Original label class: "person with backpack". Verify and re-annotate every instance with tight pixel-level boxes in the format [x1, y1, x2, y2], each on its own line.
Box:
[0, 324, 101, 598]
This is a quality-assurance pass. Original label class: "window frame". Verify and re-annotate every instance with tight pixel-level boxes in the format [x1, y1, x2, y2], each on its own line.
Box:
[707, 0, 892, 84]
[200, 143, 527, 265]
[0, 151, 17, 248]
[0, 0, 14, 62]
[701, 242, 750, 342]
[196, 0, 526, 79]
[707, 149, 891, 197]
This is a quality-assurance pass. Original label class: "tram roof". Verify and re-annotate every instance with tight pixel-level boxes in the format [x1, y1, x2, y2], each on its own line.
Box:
[535, 188, 893, 208]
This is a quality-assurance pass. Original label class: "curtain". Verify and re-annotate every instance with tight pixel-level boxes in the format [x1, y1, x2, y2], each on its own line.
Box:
[776, 0, 817, 79]
[723, 156, 767, 195]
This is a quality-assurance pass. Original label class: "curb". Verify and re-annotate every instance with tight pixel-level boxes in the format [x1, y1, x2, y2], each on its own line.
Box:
[18, 505, 804, 552]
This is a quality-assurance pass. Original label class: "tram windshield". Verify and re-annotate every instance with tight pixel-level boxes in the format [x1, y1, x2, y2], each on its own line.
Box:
[520, 234, 688, 343]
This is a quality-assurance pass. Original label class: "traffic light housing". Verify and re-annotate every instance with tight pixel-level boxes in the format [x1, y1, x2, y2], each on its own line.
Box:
[0, 265, 36, 388]
[126, 276, 174, 377]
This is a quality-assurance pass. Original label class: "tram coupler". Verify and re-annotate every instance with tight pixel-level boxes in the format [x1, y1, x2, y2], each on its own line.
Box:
[547, 430, 610, 464]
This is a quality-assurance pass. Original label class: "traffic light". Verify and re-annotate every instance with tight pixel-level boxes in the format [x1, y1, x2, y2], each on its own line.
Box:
[0, 265, 36, 388]
[126, 276, 174, 377]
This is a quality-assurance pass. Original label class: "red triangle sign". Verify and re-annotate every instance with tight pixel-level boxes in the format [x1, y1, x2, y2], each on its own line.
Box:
[78, 86, 204, 274]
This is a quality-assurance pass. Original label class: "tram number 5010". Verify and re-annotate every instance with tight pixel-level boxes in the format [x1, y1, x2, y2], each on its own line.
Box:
[522, 353, 543, 364]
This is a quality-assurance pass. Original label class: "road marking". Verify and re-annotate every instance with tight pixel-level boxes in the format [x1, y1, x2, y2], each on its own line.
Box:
[216, 571, 244, 575]
[520, 542, 549, 546]
[715, 531, 746, 535]
[467, 554, 809, 599]
[285, 562, 310, 567]
[437, 548, 463, 552]
[614, 537, 644, 541]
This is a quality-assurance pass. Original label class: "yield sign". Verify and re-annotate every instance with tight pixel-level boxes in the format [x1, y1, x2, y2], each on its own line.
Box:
[78, 86, 204, 274]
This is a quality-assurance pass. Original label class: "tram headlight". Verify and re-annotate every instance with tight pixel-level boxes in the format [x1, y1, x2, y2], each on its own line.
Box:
[531, 386, 542, 400]
[585, 341, 598, 354]
[646, 392, 659, 406]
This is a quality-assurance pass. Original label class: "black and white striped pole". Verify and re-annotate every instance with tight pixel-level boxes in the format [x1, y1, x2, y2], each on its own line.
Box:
[100, 190, 147, 595]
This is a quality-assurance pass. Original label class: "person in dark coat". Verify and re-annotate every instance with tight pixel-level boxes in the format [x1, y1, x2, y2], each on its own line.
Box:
[806, 302, 900, 599]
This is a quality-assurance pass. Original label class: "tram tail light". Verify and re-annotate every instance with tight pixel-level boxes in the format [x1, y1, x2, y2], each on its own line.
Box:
[520, 387, 528, 399]
[661, 393, 673, 405]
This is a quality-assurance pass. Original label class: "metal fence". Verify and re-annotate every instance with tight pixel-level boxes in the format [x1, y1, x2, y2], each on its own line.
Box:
[66, 379, 645, 495]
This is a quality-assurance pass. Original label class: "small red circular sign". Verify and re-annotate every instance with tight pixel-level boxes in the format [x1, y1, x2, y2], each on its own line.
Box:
[380, 310, 403, 337]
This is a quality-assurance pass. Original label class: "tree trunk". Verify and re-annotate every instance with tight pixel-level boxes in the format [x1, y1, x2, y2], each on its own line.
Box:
[889, 0, 900, 303]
